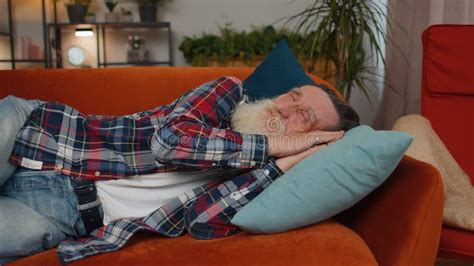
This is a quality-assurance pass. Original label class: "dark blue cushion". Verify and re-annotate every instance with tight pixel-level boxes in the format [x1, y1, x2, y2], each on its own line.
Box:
[243, 40, 315, 100]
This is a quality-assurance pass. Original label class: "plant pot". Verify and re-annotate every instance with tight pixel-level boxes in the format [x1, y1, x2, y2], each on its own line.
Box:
[105, 12, 120, 23]
[139, 4, 157, 22]
[67, 5, 88, 23]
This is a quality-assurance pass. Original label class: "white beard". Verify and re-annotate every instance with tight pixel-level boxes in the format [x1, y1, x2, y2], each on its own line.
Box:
[230, 99, 286, 136]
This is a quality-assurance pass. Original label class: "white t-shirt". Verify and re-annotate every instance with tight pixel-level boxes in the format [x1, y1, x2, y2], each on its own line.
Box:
[95, 168, 244, 224]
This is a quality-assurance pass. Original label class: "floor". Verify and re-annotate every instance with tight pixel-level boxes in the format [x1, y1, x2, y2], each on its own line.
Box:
[436, 258, 474, 266]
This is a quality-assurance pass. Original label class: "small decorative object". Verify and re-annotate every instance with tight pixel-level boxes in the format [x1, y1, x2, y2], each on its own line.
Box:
[66, 0, 92, 23]
[104, 0, 120, 22]
[66, 45, 86, 67]
[127, 35, 149, 63]
[85, 12, 96, 23]
[136, 0, 170, 22]
[119, 8, 133, 22]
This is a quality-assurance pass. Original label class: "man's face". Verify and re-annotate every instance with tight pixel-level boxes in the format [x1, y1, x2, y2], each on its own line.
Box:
[230, 85, 340, 135]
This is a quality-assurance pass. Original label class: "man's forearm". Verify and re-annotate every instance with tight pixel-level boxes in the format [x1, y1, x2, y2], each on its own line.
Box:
[151, 125, 269, 169]
[267, 130, 343, 158]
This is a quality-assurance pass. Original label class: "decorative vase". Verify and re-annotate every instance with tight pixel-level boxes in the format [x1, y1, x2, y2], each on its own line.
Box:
[105, 12, 120, 22]
[127, 35, 149, 63]
[139, 4, 157, 22]
[67, 5, 88, 23]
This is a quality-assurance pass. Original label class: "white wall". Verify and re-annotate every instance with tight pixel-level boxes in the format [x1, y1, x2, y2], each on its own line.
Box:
[2, 0, 386, 126]
[348, 0, 387, 126]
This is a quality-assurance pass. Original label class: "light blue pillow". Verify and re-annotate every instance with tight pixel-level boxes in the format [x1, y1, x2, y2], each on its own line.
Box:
[231, 125, 413, 234]
[0, 96, 43, 186]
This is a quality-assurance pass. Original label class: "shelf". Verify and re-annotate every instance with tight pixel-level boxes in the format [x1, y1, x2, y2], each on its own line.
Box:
[0, 59, 46, 63]
[101, 22, 171, 28]
[48, 22, 171, 29]
[98, 61, 171, 66]
[46, 19, 173, 68]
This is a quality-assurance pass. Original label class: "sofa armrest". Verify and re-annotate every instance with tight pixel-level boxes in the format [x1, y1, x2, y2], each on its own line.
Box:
[336, 156, 444, 266]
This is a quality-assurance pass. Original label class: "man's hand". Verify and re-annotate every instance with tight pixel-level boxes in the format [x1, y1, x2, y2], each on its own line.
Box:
[268, 130, 344, 158]
[275, 144, 330, 172]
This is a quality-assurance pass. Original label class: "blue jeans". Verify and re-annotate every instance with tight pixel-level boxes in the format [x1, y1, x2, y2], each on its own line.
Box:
[0, 96, 44, 187]
[0, 168, 93, 264]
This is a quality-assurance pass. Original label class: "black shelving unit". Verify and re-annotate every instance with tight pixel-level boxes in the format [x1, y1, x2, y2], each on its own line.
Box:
[1, 1, 173, 69]
[99, 22, 172, 68]
[0, 0, 49, 69]
[0, 0, 15, 69]
[47, 22, 173, 68]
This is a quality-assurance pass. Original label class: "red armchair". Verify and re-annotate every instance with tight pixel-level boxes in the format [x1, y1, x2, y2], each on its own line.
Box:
[421, 24, 474, 260]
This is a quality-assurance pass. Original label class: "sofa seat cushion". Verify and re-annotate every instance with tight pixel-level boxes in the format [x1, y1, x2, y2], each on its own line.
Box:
[438, 226, 474, 260]
[11, 220, 377, 266]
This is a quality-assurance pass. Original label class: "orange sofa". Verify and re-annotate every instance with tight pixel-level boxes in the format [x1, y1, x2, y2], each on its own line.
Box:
[0, 67, 444, 266]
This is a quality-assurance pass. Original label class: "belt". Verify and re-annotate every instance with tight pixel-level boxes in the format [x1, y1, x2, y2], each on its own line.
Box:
[70, 176, 103, 235]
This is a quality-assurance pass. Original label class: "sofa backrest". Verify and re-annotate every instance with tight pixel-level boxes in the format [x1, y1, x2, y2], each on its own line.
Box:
[421, 25, 474, 184]
[0, 67, 335, 116]
[0, 67, 252, 115]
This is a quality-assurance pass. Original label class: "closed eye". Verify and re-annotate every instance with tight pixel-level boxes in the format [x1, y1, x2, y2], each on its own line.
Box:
[299, 109, 308, 124]
[291, 88, 303, 100]
[303, 107, 315, 126]
[289, 93, 297, 101]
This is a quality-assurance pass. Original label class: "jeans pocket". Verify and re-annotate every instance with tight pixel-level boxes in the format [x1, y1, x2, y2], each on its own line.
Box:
[1, 169, 81, 236]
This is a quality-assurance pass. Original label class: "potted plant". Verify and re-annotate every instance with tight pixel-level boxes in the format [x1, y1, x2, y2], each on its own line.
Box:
[283, 0, 403, 101]
[104, 0, 120, 22]
[66, 0, 92, 23]
[136, 0, 167, 22]
[179, 25, 306, 67]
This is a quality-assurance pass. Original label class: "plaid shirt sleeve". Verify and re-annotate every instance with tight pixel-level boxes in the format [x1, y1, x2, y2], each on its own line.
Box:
[150, 76, 269, 169]
[183, 160, 284, 239]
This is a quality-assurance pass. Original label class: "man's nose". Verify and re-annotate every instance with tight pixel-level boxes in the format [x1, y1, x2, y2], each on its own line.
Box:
[277, 103, 299, 118]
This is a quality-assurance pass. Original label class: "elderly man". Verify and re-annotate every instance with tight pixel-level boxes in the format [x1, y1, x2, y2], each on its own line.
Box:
[0, 76, 359, 263]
